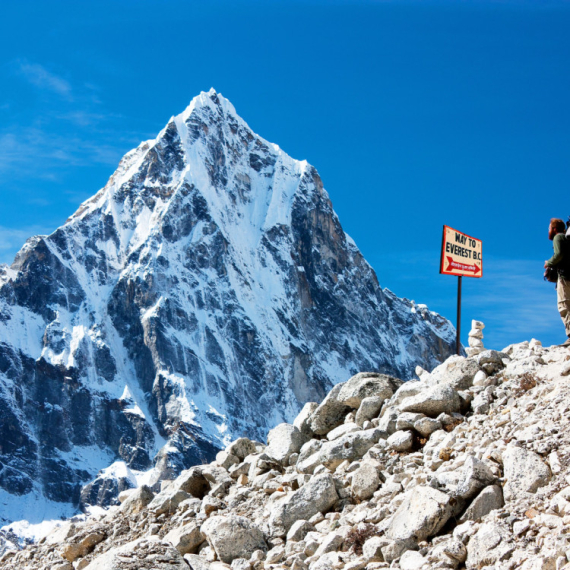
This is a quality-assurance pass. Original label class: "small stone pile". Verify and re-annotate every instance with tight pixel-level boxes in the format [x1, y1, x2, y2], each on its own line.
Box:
[466, 320, 486, 357]
[3, 336, 570, 570]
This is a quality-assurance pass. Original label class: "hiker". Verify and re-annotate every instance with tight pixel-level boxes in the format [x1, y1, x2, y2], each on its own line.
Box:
[545, 218, 570, 346]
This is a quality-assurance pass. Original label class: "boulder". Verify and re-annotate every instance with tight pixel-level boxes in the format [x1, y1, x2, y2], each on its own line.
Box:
[269, 473, 338, 535]
[298, 429, 384, 472]
[387, 430, 413, 452]
[327, 422, 360, 441]
[396, 412, 424, 430]
[184, 554, 212, 570]
[389, 381, 423, 407]
[471, 391, 492, 415]
[503, 444, 551, 500]
[337, 373, 400, 408]
[216, 451, 239, 470]
[351, 462, 380, 500]
[428, 357, 480, 390]
[176, 467, 211, 499]
[286, 520, 315, 542]
[62, 528, 106, 562]
[226, 438, 259, 460]
[377, 406, 399, 434]
[84, 537, 187, 570]
[476, 350, 505, 375]
[431, 538, 467, 567]
[465, 522, 514, 569]
[399, 550, 428, 570]
[201, 515, 266, 564]
[454, 456, 496, 500]
[413, 417, 441, 437]
[459, 485, 504, 522]
[293, 402, 318, 436]
[266, 424, 308, 464]
[308, 383, 352, 435]
[120, 485, 154, 516]
[362, 536, 389, 562]
[148, 488, 192, 515]
[315, 532, 344, 556]
[164, 522, 205, 555]
[388, 486, 454, 544]
[355, 396, 384, 426]
[399, 384, 461, 417]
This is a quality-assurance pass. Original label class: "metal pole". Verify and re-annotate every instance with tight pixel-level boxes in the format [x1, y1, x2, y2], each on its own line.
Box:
[456, 276, 462, 355]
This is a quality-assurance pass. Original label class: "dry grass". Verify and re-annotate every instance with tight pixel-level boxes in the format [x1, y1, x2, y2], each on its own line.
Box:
[345, 524, 378, 555]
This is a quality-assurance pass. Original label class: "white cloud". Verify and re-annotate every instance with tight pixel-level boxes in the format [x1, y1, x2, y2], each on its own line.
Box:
[0, 126, 136, 176]
[16, 61, 72, 99]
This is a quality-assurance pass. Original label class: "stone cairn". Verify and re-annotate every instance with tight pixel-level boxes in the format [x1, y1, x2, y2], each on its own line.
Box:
[465, 320, 485, 357]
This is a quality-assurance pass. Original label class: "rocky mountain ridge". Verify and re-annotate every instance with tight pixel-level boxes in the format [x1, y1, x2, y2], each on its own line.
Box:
[0, 88, 456, 524]
[3, 325, 570, 570]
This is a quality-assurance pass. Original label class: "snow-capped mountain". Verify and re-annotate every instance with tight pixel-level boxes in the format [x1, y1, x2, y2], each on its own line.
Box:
[0, 89, 456, 524]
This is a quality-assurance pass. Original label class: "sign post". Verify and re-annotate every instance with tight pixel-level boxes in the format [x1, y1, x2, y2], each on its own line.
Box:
[439, 226, 483, 355]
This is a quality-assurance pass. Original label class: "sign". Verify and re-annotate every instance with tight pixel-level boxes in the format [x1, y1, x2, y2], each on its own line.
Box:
[439, 225, 483, 278]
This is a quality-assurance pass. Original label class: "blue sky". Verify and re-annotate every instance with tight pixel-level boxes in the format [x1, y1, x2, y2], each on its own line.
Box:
[1, 0, 569, 350]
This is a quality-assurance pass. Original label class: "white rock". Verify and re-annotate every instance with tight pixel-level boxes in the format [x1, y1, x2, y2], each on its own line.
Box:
[399, 550, 427, 570]
[472, 370, 488, 386]
[327, 422, 360, 441]
[513, 519, 530, 536]
[308, 383, 351, 436]
[549, 451, 562, 474]
[266, 423, 308, 464]
[351, 462, 380, 500]
[387, 430, 414, 452]
[226, 438, 259, 460]
[201, 515, 266, 564]
[314, 532, 343, 556]
[468, 328, 484, 339]
[120, 485, 154, 515]
[465, 522, 514, 570]
[269, 473, 338, 535]
[503, 443, 551, 500]
[164, 523, 205, 555]
[387, 486, 453, 544]
[293, 402, 318, 436]
[459, 484, 504, 522]
[298, 429, 384, 472]
[362, 536, 389, 562]
[84, 537, 187, 570]
[413, 417, 442, 437]
[399, 384, 461, 417]
[472, 320, 485, 329]
[396, 412, 424, 430]
[355, 396, 384, 426]
[337, 372, 400, 408]
[390, 381, 424, 407]
[286, 520, 315, 542]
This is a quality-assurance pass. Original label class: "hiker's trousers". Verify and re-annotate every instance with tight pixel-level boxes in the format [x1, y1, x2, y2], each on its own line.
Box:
[557, 276, 570, 338]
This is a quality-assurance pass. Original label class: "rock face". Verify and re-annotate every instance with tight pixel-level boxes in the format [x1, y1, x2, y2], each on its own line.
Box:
[0, 89, 457, 521]
[3, 336, 570, 570]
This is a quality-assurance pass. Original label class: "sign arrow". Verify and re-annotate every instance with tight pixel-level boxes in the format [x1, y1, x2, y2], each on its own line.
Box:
[446, 257, 481, 274]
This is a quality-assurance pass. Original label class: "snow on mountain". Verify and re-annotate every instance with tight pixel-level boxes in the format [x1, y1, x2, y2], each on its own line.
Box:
[0, 88, 456, 526]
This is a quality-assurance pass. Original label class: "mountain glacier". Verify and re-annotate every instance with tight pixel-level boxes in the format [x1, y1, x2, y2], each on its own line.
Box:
[0, 89, 456, 526]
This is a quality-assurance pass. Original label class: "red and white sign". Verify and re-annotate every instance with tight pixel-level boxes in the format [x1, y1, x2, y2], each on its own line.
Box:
[440, 226, 483, 278]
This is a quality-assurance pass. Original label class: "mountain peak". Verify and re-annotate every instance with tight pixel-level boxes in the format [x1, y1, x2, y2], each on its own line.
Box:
[178, 88, 238, 125]
[0, 90, 457, 524]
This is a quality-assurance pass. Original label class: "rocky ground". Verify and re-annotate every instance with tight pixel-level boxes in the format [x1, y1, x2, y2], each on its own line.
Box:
[3, 326, 570, 570]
